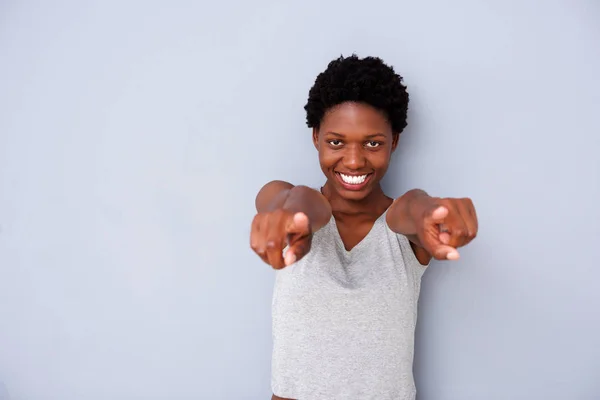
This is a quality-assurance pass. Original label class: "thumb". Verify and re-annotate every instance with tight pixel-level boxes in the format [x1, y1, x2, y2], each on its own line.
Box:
[432, 244, 460, 261]
[421, 226, 460, 261]
[284, 213, 312, 266]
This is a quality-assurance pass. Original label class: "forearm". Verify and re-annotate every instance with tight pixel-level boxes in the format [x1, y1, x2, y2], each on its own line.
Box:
[386, 189, 430, 236]
[256, 181, 332, 232]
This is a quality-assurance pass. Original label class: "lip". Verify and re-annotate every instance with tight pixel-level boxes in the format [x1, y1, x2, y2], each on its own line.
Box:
[335, 172, 373, 191]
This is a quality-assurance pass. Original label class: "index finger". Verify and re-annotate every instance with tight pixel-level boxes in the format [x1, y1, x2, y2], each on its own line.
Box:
[420, 226, 460, 260]
[285, 212, 310, 236]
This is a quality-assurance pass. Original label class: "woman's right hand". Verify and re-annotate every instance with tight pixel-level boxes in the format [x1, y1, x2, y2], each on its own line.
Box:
[250, 210, 312, 269]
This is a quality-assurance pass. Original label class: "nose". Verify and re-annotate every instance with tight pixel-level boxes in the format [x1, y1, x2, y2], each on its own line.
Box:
[343, 144, 367, 170]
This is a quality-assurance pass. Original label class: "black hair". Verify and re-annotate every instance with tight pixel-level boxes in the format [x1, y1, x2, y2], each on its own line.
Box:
[304, 54, 409, 134]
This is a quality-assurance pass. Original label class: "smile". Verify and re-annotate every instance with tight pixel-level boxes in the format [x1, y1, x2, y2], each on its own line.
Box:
[335, 172, 372, 190]
[339, 173, 368, 184]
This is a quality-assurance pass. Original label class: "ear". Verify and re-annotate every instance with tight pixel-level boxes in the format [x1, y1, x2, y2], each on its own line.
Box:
[391, 133, 400, 152]
[312, 127, 320, 150]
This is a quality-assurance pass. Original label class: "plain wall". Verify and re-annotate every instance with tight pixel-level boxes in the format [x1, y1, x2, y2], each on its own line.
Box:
[1, 1, 599, 399]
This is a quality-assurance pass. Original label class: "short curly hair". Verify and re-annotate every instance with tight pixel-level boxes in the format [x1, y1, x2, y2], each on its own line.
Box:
[304, 54, 409, 134]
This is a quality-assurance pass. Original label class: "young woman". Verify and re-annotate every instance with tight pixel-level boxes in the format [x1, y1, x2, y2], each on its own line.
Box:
[250, 55, 478, 400]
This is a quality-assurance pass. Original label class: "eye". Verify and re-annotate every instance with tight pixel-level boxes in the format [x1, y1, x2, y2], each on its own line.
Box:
[365, 141, 381, 148]
[328, 139, 343, 147]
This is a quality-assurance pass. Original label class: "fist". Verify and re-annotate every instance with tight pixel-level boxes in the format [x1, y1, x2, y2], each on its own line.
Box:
[250, 210, 312, 269]
[414, 197, 478, 260]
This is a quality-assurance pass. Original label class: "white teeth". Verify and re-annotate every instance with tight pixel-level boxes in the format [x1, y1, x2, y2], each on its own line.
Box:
[339, 173, 368, 185]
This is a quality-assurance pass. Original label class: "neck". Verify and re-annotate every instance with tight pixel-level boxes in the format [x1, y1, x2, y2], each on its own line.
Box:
[321, 181, 392, 217]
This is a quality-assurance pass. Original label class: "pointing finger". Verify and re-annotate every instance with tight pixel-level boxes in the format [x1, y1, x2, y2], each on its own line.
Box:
[420, 224, 460, 261]
[286, 212, 310, 235]
[430, 243, 460, 260]
[429, 206, 448, 222]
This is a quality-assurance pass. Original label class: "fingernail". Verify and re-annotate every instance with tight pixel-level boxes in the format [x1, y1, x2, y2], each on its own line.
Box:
[447, 251, 460, 260]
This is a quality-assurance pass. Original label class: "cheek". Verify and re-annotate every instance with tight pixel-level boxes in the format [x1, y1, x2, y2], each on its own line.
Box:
[369, 152, 392, 170]
[318, 149, 337, 167]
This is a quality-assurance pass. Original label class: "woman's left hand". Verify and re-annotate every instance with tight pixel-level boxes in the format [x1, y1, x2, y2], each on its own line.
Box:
[411, 196, 479, 260]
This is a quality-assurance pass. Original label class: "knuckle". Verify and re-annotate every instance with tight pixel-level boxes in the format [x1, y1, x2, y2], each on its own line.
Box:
[265, 233, 282, 247]
[269, 257, 284, 269]
[250, 237, 264, 253]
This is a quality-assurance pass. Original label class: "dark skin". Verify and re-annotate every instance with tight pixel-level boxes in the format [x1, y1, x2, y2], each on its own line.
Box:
[250, 102, 478, 400]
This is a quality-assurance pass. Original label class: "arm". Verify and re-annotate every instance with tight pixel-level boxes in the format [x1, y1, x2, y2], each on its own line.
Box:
[386, 189, 429, 243]
[386, 190, 434, 265]
[387, 189, 478, 265]
[255, 180, 332, 232]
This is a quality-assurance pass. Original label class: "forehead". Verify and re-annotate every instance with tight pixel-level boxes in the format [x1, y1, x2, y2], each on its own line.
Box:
[320, 102, 392, 136]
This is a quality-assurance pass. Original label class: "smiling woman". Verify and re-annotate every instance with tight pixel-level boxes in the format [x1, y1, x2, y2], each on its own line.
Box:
[313, 102, 398, 198]
[250, 54, 478, 399]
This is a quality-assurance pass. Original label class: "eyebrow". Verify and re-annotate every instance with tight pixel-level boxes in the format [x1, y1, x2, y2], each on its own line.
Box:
[326, 131, 387, 139]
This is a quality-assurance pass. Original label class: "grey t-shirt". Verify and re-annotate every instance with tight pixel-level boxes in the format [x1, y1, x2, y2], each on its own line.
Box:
[272, 210, 427, 400]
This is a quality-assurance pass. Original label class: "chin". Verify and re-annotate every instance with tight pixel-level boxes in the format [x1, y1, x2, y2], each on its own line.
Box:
[335, 185, 374, 201]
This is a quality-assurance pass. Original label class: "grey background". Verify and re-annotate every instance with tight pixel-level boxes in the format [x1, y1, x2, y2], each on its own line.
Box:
[1, 1, 599, 399]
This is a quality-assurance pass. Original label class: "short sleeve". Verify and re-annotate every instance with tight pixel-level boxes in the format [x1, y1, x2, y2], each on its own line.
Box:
[395, 233, 428, 280]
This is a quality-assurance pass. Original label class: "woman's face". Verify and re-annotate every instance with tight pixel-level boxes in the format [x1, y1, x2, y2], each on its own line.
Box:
[313, 101, 398, 202]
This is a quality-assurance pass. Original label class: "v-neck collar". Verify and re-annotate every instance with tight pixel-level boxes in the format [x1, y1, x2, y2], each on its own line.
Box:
[329, 209, 389, 257]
